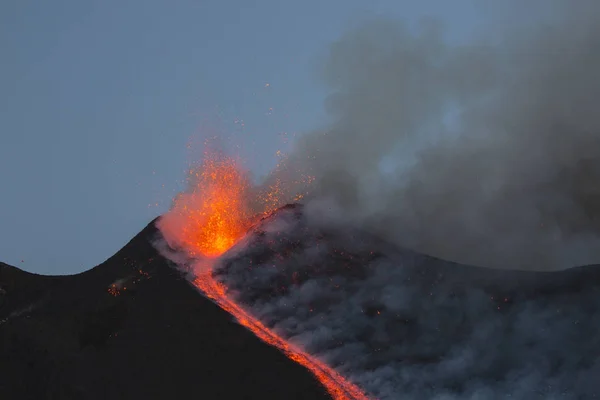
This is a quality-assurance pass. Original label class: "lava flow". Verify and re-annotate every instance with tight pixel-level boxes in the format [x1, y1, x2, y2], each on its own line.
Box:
[158, 150, 370, 400]
[194, 268, 370, 400]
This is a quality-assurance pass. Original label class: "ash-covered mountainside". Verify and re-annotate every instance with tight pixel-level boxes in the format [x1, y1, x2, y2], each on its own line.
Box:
[0, 218, 331, 400]
[214, 204, 600, 400]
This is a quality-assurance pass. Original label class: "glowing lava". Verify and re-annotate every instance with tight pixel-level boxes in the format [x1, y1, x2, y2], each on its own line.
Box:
[159, 149, 370, 399]
[160, 151, 253, 257]
[194, 268, 370, 400]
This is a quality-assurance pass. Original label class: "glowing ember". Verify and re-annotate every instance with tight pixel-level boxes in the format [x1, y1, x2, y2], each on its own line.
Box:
[108, 284, 121, 297]
[160, 148, 369, 399]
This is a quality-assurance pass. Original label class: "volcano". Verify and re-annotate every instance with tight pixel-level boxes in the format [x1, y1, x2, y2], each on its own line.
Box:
[0, 217, 332, 400]
[2, 205, 600, 399]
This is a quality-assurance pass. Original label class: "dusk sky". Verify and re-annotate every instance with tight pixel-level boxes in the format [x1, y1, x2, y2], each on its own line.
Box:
[0, 1, 556, 274]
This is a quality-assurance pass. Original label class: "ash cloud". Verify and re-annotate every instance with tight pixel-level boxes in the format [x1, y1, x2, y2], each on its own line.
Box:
[268, 2, 600, 270]
[213, 206, 600, 399]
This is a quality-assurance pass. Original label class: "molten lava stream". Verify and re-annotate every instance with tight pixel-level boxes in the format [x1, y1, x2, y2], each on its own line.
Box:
[193, 269, 370, 400]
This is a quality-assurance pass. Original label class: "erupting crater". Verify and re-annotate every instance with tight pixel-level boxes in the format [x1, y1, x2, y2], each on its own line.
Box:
[158, 150, 370, 400]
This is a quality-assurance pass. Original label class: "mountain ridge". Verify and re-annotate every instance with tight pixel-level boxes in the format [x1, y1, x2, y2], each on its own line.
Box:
[0, 217, 332, 400]
[4, 208, 600, 399]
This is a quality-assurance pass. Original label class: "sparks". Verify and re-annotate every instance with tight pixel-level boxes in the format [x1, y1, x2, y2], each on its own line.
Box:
[164, 152, 253, 257]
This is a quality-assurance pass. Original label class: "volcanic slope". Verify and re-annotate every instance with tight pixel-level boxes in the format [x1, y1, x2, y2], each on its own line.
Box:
[0, 218, 332, 400]
[212, 204, 600, 399]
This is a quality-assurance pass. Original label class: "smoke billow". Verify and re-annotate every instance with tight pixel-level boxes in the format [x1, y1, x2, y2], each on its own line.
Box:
[156, 4, 600, 398]
[267, 3, 600, 270]
[212, 206, 600, 399]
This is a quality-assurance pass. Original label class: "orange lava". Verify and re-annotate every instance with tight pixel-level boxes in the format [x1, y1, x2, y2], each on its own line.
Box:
[167, 152, 253, 257]
[193, 269, 370, 400]
[161, 149, 369, 399]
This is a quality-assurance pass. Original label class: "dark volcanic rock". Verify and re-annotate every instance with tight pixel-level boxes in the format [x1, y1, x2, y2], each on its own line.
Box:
[0, 218, 331, 400]
[213, 204, 600, 399]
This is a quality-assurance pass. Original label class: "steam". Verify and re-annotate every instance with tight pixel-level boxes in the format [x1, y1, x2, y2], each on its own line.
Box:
[266, 3, 600, 270]
[212, 206, 600, 399]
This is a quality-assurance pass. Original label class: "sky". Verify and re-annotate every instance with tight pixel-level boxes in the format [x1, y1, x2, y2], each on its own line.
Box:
[0, 1, 551, 274]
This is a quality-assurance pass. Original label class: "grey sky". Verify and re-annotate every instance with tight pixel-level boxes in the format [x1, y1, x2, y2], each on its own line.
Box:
[0, 1, 554, 274]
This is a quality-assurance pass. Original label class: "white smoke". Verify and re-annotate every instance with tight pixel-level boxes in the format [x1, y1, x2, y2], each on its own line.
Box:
[264, 2, 600, 270]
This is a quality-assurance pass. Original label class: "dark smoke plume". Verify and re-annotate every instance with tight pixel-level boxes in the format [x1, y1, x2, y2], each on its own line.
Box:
[267, 2, 600, 270]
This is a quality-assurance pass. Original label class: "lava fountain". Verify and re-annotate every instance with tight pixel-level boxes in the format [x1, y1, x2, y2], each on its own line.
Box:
[158, 149, 370, 400]
[157, 150, 253, 258]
